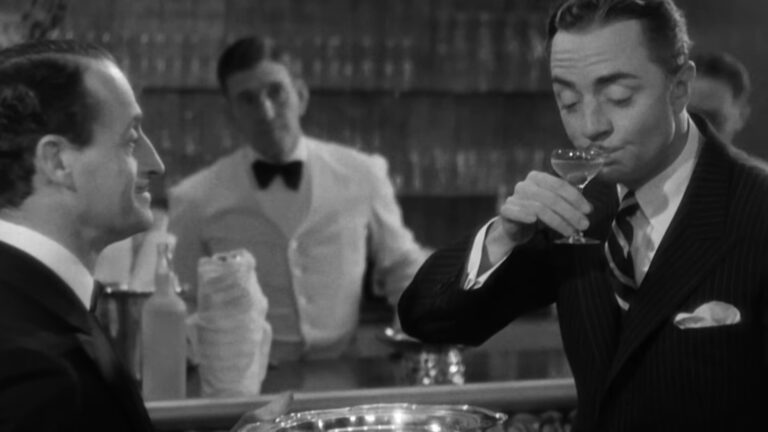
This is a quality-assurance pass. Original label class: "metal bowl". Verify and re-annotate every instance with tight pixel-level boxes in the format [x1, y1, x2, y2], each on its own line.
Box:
[239, 403, 507, 432]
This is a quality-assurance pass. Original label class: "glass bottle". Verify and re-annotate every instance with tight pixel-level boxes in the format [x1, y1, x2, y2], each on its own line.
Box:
[141, 241, 187, 401]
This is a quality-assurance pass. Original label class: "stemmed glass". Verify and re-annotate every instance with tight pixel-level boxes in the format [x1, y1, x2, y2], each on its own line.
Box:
[550, 147, 605, 244]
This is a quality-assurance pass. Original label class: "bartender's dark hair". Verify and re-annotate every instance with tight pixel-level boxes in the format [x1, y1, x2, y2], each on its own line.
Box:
[0, 39, 114, 209]
[217, 35, 300, 94]
[547, 0, 692, 75]
[693, 51, 751, 102]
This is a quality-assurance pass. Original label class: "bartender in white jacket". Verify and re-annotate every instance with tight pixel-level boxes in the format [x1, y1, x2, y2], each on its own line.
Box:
[168, 36, 427, 363]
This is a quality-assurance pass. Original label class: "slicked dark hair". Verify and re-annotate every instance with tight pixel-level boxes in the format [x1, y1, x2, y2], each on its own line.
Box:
[547, 0, 692, 75]
[216, 35, 298, 94]
[0, 39, 115, 209]
[693, 51, 751, 102]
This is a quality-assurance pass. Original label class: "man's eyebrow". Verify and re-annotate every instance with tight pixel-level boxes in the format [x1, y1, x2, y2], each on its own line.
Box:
[552, 72, 640, 90]
[594, 72, 640, 88]
[552, 76, 576, 89]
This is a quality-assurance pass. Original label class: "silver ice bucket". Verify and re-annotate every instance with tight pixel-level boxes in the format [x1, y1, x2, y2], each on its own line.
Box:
[239, 403, 507, 432]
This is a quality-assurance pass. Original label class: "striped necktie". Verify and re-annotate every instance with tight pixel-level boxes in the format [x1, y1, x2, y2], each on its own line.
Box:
[604, 191, 640, 310]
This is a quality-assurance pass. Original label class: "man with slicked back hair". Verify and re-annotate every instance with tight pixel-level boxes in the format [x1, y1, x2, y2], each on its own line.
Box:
[0, 39, 291, 432]
[400, 1, 768, 430]
[0, 38, 164, 432]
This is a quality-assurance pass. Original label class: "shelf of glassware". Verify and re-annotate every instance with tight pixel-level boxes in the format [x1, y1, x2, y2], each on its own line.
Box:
[141, 86, 561, 202]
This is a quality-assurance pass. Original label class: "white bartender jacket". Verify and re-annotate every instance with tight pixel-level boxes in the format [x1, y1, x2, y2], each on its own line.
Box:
[168, 136, 426, 362]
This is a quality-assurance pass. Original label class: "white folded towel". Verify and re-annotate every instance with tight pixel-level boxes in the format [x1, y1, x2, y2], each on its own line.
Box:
[190, 249, 272, 397]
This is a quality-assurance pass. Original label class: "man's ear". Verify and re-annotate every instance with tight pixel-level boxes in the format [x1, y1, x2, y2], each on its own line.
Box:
[35, 134, 77, 189]
[671, 60, 696, 114]
[294, 78, 310, 116]
[735, 101, 751, 133]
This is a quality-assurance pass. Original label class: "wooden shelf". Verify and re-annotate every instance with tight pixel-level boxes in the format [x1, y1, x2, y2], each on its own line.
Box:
[141, 85, 551, 97]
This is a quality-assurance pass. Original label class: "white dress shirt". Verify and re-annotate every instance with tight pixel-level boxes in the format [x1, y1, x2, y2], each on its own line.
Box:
[465, 115, 702, 290]
[0, 218, 94, 308]
[622, 117, 700, 286]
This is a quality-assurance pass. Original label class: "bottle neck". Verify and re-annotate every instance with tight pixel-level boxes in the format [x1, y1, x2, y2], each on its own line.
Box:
[154, 269, 174, 296]
[154, 243, 176, 296]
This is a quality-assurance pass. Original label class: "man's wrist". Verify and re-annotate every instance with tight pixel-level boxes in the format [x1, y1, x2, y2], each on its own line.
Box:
[484, 219, 516, 266]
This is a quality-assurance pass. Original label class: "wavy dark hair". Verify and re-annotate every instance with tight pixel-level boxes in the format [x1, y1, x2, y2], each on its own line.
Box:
[0, 39, 114, 209]
[216, 35, 300, 94]
[693, 51, 751, 102]
[547, 0, 692, 75]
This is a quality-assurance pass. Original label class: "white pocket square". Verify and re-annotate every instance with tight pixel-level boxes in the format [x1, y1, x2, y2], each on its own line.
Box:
[673, 301, 741, 329]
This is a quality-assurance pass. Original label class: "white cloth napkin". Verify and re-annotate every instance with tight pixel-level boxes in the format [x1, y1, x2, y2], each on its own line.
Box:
[189, 249, 271, 397]
[673, 301, 741, 329]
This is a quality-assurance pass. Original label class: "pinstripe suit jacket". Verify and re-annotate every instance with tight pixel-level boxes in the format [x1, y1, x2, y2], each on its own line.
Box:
[399, 116, 768, 431]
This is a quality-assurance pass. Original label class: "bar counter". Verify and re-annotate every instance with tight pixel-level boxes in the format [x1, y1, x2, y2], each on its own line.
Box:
[147, 320, 576, 431]
[148, 379, 576, 431]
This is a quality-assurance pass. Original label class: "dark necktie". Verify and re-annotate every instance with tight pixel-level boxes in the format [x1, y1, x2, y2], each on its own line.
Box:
[252, 160, 303, 190]
[90, 280, 106, 313]
[604, 191, 640, 310]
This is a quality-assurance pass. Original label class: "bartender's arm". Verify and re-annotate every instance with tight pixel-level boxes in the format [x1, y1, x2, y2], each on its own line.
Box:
[366, 154, 428, 304]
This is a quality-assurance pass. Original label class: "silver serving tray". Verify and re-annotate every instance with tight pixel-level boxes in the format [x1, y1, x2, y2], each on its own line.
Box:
[239, 403, 507, 432]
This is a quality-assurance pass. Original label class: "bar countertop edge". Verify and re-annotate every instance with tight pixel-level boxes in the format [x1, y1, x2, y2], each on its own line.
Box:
[147, 378, 577, 431]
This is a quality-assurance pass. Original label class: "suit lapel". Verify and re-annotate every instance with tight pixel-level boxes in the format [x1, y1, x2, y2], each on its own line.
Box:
[604, 124, 734, 389]
[0, 242, 151, 431]
[574, 180, 624, 369]
[0, 242, 116, 380]
[575, 251, 623, 369]
[0, 242, 91, 334]
[82, 314, 154, 431]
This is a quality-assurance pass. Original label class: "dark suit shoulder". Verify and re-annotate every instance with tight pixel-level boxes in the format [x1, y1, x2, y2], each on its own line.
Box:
[0, 346, 82, 430]
[724, 147, 768, 235]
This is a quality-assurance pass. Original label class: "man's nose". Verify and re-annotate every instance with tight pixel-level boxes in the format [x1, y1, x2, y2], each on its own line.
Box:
[257, 95, 277, 120]
[582, 100, 612, 143]
[137, 134, 165, 177]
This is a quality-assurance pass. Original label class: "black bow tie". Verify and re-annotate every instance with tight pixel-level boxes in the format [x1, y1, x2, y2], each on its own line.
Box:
[252, 160, 303, 190]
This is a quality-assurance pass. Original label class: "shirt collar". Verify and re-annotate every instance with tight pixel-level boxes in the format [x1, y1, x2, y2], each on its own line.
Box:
[249, 136, 308, 163]
[0, 219, 94, 308]
[619, 114, 701, 230]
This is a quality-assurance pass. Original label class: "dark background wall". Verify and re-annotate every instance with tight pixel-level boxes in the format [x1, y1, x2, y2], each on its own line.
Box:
[44, 0, 768, 248]
[679, 0, 768, 159]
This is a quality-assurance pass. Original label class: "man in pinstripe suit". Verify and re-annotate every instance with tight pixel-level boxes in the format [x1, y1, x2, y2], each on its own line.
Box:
[398, 0, 768, 430]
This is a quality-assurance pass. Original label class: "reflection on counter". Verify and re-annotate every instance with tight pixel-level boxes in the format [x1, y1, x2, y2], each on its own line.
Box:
[180, 317, 570, 396]
[258, 346, 570, 394]
[150, 310, 571, 431]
